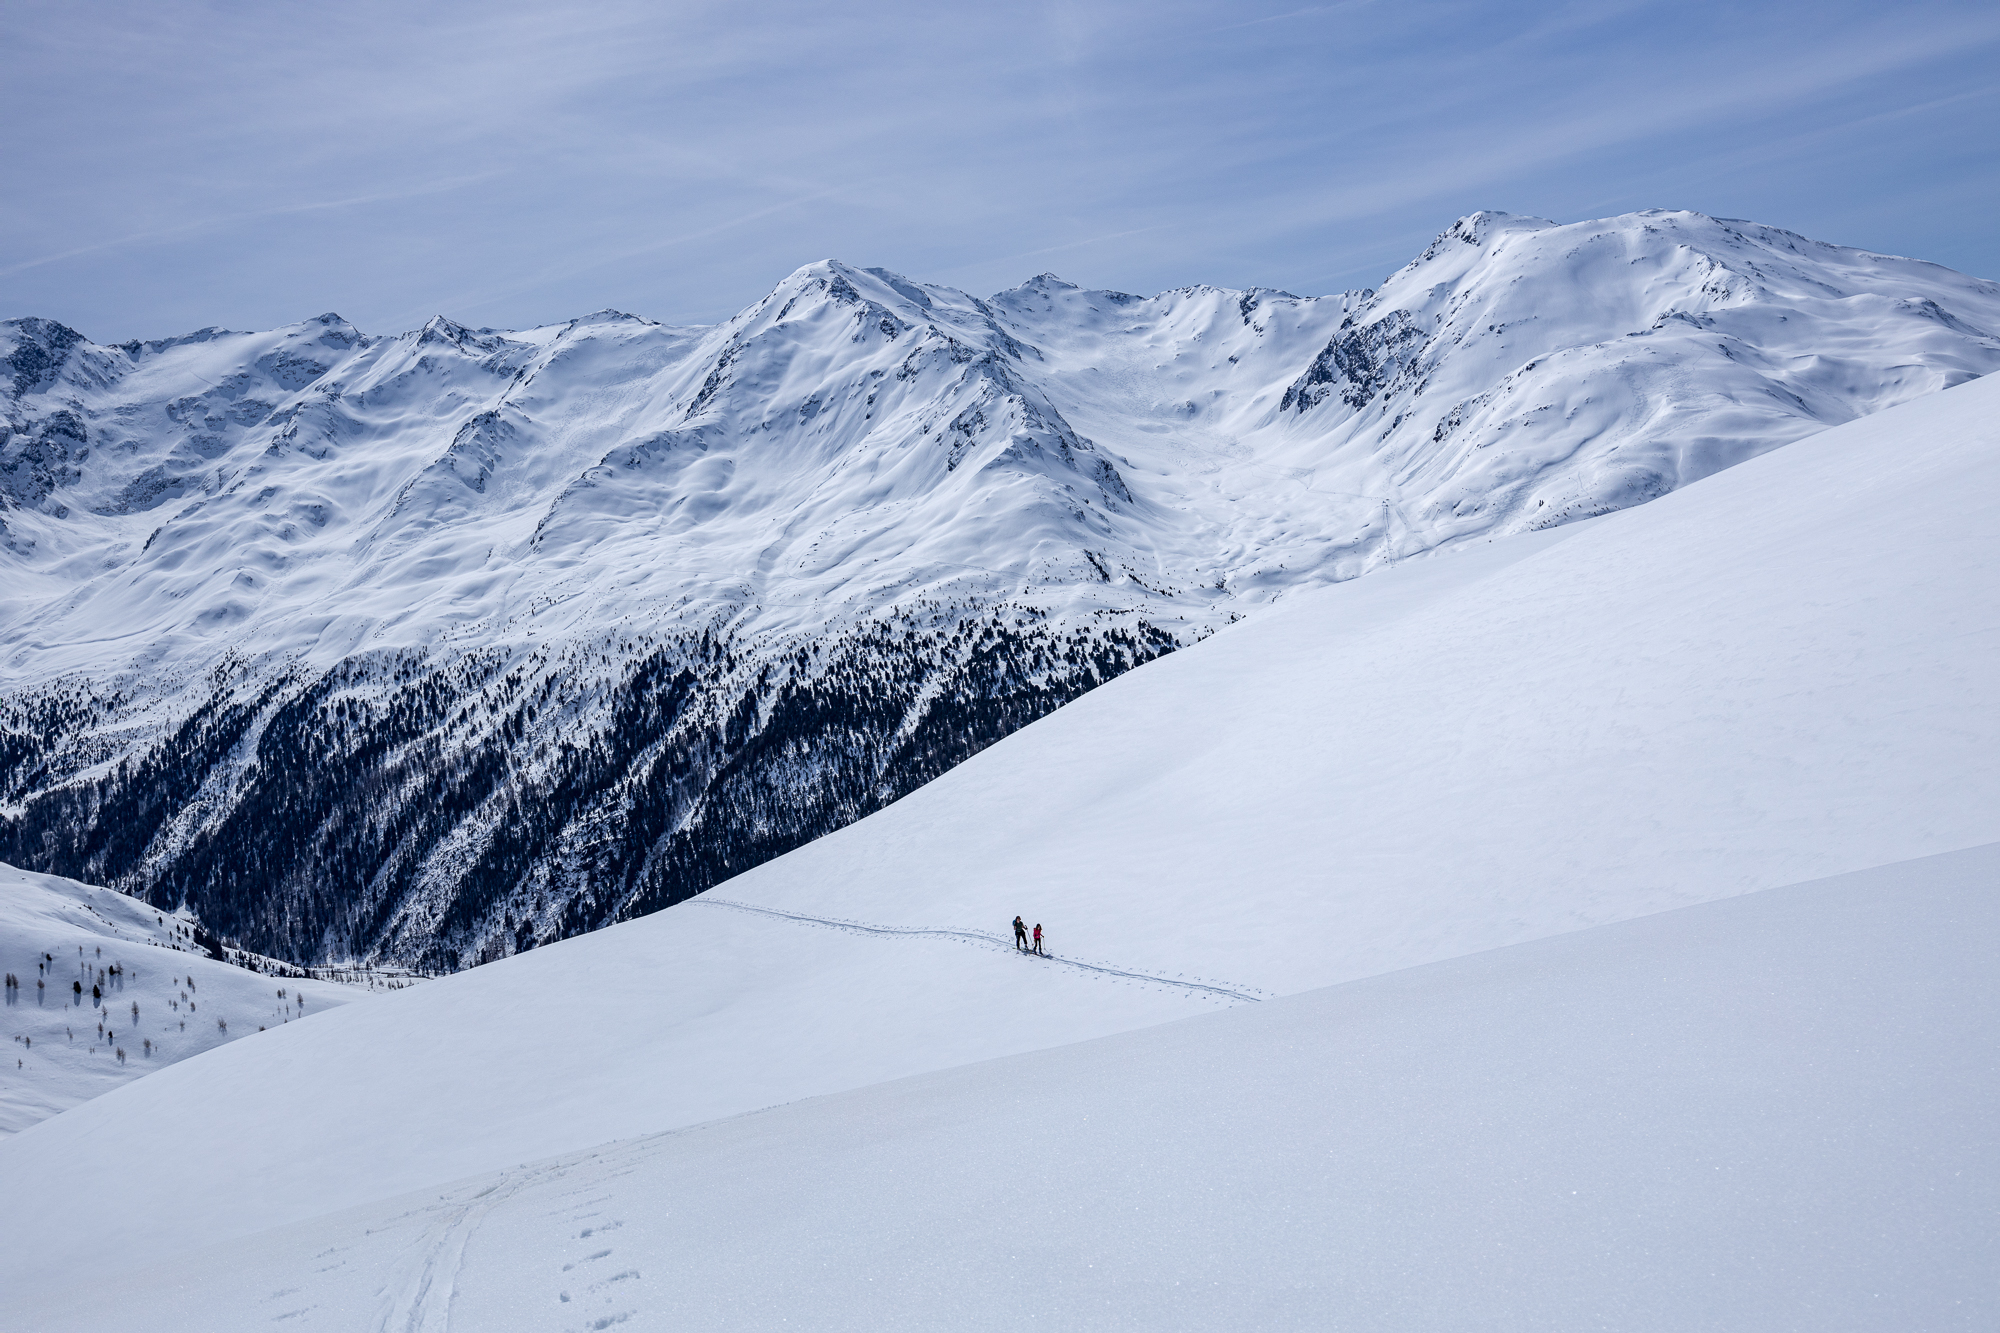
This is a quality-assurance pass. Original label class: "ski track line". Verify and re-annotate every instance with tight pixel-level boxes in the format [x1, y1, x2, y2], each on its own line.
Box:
[377, 1172, 519, 1333]
[689, 896, 1271, 1002]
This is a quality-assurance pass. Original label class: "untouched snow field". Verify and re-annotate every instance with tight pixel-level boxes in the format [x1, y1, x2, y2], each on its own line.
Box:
[0, 864, 366, 1133]
[0, 369, 1995, 1326]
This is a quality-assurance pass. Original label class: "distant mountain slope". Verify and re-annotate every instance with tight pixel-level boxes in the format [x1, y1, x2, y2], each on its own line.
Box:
[0, 861, 375, 1133]
[1, 210, 1996, 968]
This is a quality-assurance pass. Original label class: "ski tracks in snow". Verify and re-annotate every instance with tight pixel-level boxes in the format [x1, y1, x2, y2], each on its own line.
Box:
[366, 1146, 659, 1333]
[345, 897, 1267, 1330]
[690, 896, 1272, 1002]
[375, 1173, 521, 1333]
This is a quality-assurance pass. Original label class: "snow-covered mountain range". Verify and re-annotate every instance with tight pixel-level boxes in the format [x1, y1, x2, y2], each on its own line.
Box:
[3, 209, 1997, 968]
[3, 364, 1995, 1331]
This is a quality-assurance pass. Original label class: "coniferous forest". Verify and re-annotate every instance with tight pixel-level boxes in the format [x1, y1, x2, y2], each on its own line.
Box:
[0, 611, 1175, 970]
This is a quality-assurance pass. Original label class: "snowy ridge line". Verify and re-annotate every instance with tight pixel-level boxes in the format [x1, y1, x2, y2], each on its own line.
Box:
[689, 897, 1270, 1002]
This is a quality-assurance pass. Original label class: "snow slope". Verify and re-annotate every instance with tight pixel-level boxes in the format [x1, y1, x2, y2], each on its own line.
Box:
[712, 364, 2000, 993]
[3, 211, 1996, 969]
[0, 351, 1994, 1325]
[0, 864, 370, 1133]
[8, 842, 1994, 1332]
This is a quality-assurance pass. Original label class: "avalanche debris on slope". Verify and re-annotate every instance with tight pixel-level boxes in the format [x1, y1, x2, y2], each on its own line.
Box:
[0, 209, 1995, 969]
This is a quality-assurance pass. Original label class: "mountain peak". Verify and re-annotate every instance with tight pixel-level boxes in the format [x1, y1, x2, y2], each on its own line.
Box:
[409, 314, 517, 355]
[732, 261, 967, 347]
[3, 316, 90, 399]
[572, 308, 653, 327]
[986, 273, 1092, 313]
[2, 314, 88, 346]
[1405, 211, 1557, 267]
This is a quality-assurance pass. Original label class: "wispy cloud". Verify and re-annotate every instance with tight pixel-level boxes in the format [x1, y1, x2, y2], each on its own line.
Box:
[2, 0, 1996, 334]
[0, 174, 501, 281]
[934, 229, 1163, 286]
[402, 190, 845, 330]
[1213, 3, 1369, 33]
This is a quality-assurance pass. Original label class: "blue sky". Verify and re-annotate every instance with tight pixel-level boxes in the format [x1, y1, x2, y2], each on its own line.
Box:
[4, 0, 1997, 340]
